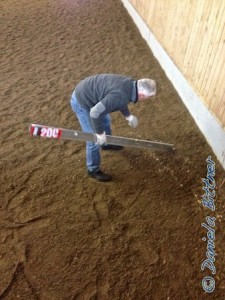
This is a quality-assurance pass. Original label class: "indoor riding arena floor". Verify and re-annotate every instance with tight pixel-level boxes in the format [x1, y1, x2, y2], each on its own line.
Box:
[1, 0, 225, 299]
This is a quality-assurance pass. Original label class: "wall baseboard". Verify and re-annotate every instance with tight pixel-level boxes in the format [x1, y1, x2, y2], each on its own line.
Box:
[121, 0, 225, 170]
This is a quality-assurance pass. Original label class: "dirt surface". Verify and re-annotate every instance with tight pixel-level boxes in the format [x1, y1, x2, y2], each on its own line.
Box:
[1, 0, 225, 299]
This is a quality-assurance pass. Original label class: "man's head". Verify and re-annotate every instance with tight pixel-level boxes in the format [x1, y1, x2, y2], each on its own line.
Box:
[137, 78, 156, 101]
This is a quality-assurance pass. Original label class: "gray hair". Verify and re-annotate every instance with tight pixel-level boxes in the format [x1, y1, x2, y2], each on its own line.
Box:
[137, 78, 156, 97]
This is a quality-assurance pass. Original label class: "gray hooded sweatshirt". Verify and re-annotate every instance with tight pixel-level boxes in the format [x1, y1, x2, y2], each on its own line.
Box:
[74, 74, 138, 134]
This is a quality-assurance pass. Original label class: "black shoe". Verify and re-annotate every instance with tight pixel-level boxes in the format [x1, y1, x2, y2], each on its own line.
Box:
[101, 144, 123, 151]
[87, 170, 112, 182]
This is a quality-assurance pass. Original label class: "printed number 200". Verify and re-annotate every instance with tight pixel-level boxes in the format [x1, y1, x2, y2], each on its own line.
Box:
[41, 127, 59, 138]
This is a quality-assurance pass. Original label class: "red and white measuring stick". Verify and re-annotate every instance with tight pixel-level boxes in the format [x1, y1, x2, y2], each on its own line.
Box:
[30, 124, 62, 139]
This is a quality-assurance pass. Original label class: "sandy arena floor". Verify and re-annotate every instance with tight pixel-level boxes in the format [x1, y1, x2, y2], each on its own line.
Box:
[1, 0, 225, 299]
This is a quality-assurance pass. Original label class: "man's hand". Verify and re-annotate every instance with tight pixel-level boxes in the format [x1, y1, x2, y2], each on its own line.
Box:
[126, 115, 138, 128]
[96, 131, 107, 145]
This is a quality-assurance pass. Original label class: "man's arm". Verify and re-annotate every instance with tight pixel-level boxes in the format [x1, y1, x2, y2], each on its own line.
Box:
[90, 92, 128, 134]
[120, 105, 130, 117]
[90, 102, 106, 134]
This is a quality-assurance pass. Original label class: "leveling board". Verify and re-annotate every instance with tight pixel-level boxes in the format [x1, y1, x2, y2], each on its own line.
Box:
[30, 124, 174, 152]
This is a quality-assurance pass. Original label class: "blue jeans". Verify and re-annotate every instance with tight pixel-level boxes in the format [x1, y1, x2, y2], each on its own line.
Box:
[70, 92, 112, 172]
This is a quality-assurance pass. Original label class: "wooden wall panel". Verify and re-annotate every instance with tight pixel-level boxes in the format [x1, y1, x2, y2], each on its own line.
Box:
[128, 0, 225, 128]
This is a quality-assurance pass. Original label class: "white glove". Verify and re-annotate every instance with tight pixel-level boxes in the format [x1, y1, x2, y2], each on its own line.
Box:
[96, 131, 107, 145]
[126, 115, 138, 128]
